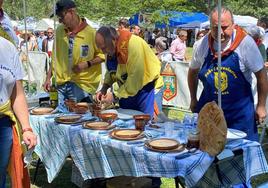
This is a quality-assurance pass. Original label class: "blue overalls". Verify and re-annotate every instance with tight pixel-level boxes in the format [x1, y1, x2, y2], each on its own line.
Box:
[106, 56, 155, 117]
[195, 48, 258, 141]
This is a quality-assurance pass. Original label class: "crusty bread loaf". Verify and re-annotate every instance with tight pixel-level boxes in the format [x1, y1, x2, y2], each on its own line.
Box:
[197, 101, 227, 156]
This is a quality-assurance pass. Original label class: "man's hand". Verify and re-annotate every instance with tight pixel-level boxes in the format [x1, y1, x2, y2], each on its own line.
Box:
[101, 92, 114, 105]
[72, 62, 88, 73]
[23, 131, 37, 149]
[255, 104, 267, 124]
[265, 62, 268, 69]
[43, 79, 51, 92]
[190, 98, 198, 112]
[95, 85, 109, 103]
[95, 91, 105, 103]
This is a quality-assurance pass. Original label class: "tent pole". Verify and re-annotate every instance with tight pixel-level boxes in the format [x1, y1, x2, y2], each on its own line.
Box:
[23, 0, 30, 94]
[53, 0, 57, 86]
[217, 1, 222, 108]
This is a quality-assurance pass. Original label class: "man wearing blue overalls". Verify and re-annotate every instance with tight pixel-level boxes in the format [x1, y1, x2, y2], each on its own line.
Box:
[188, 6, 268, 141]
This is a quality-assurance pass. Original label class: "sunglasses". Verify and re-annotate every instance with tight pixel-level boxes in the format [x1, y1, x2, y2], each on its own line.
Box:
[57, 10, 70, 20]
[47, 32, 53, 34]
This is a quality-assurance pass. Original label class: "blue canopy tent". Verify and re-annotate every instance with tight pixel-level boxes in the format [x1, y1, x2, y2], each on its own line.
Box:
[155, 11, 208, 28]
[129, 13, 139, 25]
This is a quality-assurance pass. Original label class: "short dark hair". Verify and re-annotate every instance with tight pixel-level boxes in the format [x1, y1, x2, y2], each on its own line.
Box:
[50, 0, 76, 17]
[118, 18, 130, 28]
[209, 5, 234, 24]
[97, 26, 118, 50]
[258, 17, 268, 29]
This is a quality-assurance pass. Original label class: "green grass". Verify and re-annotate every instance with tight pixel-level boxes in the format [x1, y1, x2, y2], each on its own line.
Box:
[29, 160, 77, 188]
[185, 47, 193, 61]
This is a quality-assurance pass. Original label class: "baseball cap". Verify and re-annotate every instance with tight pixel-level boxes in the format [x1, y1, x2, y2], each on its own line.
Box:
[50, 0, 76, 18]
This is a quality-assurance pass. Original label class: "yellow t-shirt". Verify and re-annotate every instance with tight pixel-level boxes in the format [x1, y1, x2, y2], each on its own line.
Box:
[104, 35, 163, 99]
[51, 23, 105, 94]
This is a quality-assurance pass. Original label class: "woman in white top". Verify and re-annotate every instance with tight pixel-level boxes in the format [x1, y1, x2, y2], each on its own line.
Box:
[0, 37, 37, 187]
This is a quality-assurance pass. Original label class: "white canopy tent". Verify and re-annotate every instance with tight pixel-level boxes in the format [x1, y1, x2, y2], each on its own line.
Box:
[200, 15, 258, 29]
[85, 17, 100, 29]
[177, 21, 206, 29]
[35, 18, 58, 31]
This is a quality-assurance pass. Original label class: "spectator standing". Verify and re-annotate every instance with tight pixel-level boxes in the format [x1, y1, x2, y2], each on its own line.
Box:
[19, 31, 35, 52]
[155, 36, 172, 62]
[144, 28, 149, 43]
[131, 25, 141, 36]
[257, 17, 268, 51]
[192, 30, 209, 52]
[37, 31, 46, 51]
[42, 27, 54, 58]
[118, 18, 130, 31]
[170, 29, 187, 61]
[247, 25, 267, 62]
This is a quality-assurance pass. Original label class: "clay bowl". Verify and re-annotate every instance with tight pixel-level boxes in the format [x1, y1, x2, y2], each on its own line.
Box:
[98, 113, 118, 124]
[76, 102, 89, 108]
[73, 102, 89, 114]
[64, 99, 76, 112]
[133, 114, 151, 131]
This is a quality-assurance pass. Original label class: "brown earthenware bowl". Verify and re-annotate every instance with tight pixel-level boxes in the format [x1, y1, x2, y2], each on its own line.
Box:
[133, 114, 151, 131]
[64, 99, 76, 112]
[98, 113, 118, 124]
[73, 102, 89, 114]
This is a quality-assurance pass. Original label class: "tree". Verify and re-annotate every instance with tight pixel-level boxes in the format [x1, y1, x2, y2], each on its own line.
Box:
[3, 0, 268, 24]
[225, 0, 268, 18]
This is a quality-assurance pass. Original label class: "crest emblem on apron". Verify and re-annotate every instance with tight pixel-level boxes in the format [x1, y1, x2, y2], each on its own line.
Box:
[161, 63, 177, 101]
[214, 71, 228, 92]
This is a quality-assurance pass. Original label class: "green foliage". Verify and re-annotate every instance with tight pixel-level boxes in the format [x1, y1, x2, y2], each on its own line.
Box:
[224, 0, 268, 18]
[3, 0, 268, 24]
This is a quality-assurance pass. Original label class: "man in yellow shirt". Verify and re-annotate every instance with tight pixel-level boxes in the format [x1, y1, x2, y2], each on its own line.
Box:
[96, 26, 163, 187]
[95, 26, 162, 118]
[43, 0, 104, 111]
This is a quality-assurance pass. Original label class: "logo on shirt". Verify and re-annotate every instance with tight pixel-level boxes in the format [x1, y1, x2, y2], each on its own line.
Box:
[80, 45, 89, 57]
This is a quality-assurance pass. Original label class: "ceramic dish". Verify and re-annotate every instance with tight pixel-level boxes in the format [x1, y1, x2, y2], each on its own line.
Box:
[227, 128, 247, 140]
[31, 107, 54, 115]
[145, 141, 185, 153]
[54, 115, 82, 124]
[147, 138, 179, 150]
[114, 129, 142, 138]
[109, 129, 144, 141]
[98, 113, 118, 124]
[83, 121, 112, 130]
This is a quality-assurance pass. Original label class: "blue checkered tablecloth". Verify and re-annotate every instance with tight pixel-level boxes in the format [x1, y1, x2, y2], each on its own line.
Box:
[30, 114, 268, 187]
[30, 114, 71, 183]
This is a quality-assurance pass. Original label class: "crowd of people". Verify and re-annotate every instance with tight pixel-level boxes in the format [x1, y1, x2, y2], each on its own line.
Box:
[0, 0, 268, 187]
[16, 28, 55, 60]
